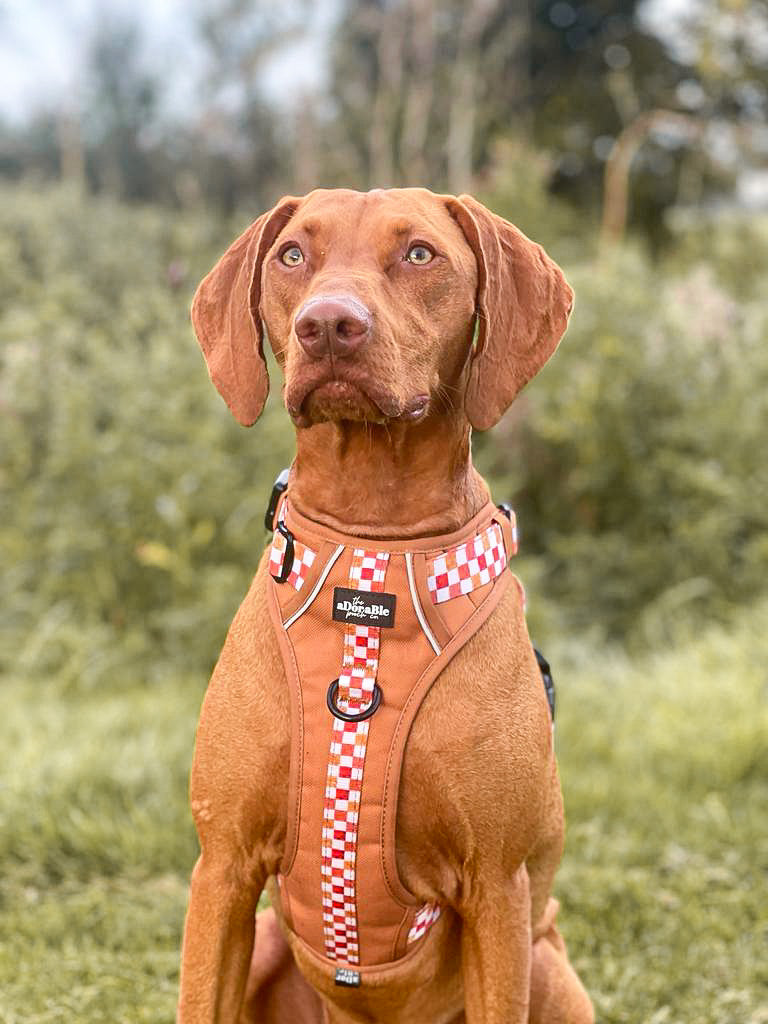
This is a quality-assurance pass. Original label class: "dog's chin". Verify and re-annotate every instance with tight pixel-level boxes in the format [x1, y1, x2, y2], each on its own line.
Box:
[293, 380, 390, 427]
[286, 376, 432, 429]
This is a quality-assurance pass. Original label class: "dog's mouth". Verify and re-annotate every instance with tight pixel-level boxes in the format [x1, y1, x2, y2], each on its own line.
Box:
[285, 373, 429, 428]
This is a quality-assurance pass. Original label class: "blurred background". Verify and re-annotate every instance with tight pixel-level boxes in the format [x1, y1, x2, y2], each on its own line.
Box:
[0, 1, 766, 1021]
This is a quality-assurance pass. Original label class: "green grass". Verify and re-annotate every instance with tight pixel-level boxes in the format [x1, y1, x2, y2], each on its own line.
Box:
[0, 680, 199, 1023]
[1, 608, 766, 1023]
[555, 608, 768, 1023]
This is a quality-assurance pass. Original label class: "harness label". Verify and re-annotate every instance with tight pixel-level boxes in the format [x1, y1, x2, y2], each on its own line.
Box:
[334, 967, 361, 987]
[332, 587, 396, 628]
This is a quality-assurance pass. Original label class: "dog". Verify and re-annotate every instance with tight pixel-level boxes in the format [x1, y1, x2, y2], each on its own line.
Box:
[178, 188, 594, 1024]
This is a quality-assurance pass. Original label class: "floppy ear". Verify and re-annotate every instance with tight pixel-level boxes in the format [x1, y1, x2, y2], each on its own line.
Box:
[446, 194, 574, 431]
[191, 196, 300, 425]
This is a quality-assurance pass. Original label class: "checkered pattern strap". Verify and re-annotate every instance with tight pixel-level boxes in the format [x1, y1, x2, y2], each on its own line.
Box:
[407, 902, 441, 944]
[321, 549, 389, 963]
[268, 508, 316, 592]
[426, 516, 516, 604]
[320, 549, 442, 963]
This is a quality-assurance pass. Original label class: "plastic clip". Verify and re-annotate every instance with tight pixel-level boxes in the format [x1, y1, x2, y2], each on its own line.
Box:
[274, 521, 296, 584]
[264, 467, 290, 531]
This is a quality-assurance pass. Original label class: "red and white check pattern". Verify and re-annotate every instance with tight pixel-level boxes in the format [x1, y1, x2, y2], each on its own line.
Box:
[269, 528, 316, 592]
[407, 902, 442, 944]
[321, 549, 389, 963]
[427, 520, 514, 604]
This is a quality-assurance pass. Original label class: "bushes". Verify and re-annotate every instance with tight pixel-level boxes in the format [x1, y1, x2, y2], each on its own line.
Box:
[1, 185, 766, 688]
[0, 186, 294, 687]
[475, 243, 768, 643]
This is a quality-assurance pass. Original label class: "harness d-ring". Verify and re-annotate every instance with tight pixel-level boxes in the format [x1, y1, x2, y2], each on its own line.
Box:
[327, 679, 382, 723]
[274, 521, 296, 584]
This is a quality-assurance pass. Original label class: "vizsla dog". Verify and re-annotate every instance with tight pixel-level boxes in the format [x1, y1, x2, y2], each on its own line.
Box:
[178, 188, 594, 1024]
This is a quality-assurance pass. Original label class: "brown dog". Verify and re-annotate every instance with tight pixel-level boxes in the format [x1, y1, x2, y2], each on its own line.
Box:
[178, 188, 594, 1024]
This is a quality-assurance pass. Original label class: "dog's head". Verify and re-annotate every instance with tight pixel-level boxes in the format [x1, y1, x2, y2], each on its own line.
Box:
[191, 188, 573, 431]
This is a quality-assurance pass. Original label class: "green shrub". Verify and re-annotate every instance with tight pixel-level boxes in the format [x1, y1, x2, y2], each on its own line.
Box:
[477, 244, 768, 643]
[0, 186, 294, 688]
[2, 184, 766, 688]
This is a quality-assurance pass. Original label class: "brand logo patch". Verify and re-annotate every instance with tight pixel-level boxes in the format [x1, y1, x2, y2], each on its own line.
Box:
[332, 587, 396, 628]
[334, 967, 361, 987]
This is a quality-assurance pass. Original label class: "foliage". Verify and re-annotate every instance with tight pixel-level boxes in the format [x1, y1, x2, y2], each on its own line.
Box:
[82, 15, 162, 201]
[666, 207, 768, 300]
[475, 232, 768, 644]
[0, 607, 765, 1020]
[0, 185, 294, 689]
[2, 184, 767, 690]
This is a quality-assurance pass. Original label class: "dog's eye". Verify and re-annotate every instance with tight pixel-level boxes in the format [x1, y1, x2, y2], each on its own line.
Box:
[280, 246, 304, 267]
[405, 244, 434, 265]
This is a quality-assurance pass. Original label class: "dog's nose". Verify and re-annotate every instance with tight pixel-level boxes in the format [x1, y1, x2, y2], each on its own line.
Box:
[294, 296, 371, 359]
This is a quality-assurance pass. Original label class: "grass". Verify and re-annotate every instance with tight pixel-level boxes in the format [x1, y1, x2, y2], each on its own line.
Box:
[0, 681, 198, 1023]
[554, 608, 768, 1024]
[1, 607, 766, 1023]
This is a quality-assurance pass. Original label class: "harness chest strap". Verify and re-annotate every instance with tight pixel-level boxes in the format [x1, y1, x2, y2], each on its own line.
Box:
[266, 496, 518, 977]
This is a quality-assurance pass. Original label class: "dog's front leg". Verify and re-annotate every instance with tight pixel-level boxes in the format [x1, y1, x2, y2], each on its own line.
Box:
[460, 863, 532, 1024]
[178, 851, 264, 1022]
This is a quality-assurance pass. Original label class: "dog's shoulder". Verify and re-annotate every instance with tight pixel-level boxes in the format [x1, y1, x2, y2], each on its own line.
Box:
[397, 581, 558, 889]
[189, 559, 290, 864]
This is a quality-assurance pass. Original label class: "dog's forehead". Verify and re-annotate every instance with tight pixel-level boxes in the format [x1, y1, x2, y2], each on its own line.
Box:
[286, 188, 467, 249]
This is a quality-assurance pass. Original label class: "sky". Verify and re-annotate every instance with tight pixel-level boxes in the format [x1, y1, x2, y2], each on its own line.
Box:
[0, 0, 334, 122]
[638, 0, 699, 55]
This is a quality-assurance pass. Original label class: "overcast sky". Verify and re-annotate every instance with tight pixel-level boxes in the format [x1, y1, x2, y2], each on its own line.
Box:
[0, 0, 335, 122]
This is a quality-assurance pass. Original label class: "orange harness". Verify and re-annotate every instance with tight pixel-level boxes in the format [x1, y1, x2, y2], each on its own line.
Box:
[266, 482, 518, 984]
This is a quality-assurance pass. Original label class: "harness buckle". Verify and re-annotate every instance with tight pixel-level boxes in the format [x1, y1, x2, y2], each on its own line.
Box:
[497, 501, 514, 521]
[273, 521, 296, 584]
[534, 647, 556, 723]
[264, 467, 290, 531]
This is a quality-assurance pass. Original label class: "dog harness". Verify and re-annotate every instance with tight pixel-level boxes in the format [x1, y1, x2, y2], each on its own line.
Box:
[265, 471, 519, 982]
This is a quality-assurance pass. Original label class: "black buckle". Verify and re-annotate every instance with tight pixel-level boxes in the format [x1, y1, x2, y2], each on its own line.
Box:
[264, 467, 290, 531]
[534, 647, 555, 723]
[327, 679, 382, 723]
[497, 502, 514, 521]
[274, 521, 296, 584]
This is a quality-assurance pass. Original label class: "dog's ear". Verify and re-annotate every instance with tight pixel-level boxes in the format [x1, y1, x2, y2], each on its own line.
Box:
[191, 196, 300, 426]
[446, 194, 574, 431]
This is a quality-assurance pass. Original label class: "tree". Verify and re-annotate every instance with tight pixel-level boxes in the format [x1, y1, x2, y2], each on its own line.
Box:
[189, 0, 310, 210]
[324, 0, 686, 231]
[82, 16, 161, 200]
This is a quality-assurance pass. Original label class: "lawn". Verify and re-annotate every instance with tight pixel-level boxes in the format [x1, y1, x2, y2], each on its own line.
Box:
[1, 606, 766, 1023]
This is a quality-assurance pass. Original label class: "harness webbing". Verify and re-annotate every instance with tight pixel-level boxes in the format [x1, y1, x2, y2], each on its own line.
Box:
[320, 548, 389, 962]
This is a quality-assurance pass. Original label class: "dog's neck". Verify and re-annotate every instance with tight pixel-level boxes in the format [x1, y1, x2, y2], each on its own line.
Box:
[288, 411, 489, 540]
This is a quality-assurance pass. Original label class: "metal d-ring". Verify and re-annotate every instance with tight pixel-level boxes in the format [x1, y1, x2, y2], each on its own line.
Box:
[326, 679, 382, 723]
[274, 521, 295, 584]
